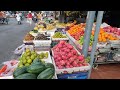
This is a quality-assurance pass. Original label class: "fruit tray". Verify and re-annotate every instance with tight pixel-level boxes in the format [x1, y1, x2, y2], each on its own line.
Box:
[51, 49, 90, 74]
[33, 37, 52, 47]
[36, 51, 52, 64]
[52, 57, 90, 74]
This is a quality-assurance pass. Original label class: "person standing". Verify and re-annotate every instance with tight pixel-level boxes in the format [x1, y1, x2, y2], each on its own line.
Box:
[16, 12, 21, 25]
[27, 11, 33, 25]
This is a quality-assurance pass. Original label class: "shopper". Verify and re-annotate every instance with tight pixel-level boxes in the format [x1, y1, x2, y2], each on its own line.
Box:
[27, 11, 33, 25]
[16, 12, 21, 25]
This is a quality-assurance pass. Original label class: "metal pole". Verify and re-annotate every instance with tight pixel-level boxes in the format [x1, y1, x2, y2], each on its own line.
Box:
[82, 11, 96, 58]
[88, 11, 104, 79]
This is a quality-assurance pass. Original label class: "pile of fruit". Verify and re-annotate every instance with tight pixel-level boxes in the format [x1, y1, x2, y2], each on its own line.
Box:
[94, 28, 119, 42]
[18, 49, 39, 67]
[52, 41, 88, 69]
[18, 49, 49, 67]
[67, 24, 85, 40]
[103, 26, 120, 36]
[13, 59, 55, 79]
[52, 32, 67, 38]
[29, 30, 38, 34]
[24, 33, 34, 41]
[35, 34, 50, 40]
[56, 23, 66, 28]
[78, 35, 94, 46]
[46, 24, 55, 30]
[39, 52, 48, 59]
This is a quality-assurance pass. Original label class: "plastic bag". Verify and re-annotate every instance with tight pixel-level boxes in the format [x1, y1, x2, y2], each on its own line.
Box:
[14, 44, 25, 55]
[0, 60, 19, 77]
[3, 60, 19, 71]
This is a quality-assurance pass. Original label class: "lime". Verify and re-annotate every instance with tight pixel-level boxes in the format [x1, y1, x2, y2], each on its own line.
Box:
[25, 63, 30, 66]
[26, 52, 31, 56]
[27, 59, 32, 64]
[22, 59, 27, 64]
[34, 53, 37, 57]
[19, 64, 24, 68]
[26, 48, 30, 53]
[26, 56, 31, 60]
[31, 55, 35, 60]
[31, 51, 36, 55]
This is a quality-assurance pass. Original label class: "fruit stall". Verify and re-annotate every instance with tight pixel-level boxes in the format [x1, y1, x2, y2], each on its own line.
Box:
[0, 11, 120, 79]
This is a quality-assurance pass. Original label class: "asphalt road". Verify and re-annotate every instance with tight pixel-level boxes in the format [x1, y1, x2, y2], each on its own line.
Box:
[0, 18, 35, 64]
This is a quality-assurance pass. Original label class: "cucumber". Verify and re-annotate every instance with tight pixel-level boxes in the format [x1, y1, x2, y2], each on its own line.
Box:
[27, 64, 46, 74]
[13, 66, 27, 78]
[45, 63, 55, 69]
[15, 73, 37, 79]
[37, 68, 55, 79]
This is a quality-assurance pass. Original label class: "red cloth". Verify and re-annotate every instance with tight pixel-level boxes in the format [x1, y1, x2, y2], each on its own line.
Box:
[27, 13, 32, 18]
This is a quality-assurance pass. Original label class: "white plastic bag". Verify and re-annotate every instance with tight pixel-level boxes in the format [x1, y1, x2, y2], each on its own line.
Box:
[3, 60, 19, 71]
[14, 44, 25, 55]
[0, 60, 19, 77]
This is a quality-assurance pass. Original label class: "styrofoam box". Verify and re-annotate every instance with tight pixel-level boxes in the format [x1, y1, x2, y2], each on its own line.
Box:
[33, 37, 52, 46]
[51, 48, 90, 74]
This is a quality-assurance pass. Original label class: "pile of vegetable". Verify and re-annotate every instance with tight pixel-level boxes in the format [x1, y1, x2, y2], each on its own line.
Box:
[13, 59, 55, 79]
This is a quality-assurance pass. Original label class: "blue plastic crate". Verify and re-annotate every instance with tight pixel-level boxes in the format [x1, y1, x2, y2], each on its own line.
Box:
[57, 71, 88, 79]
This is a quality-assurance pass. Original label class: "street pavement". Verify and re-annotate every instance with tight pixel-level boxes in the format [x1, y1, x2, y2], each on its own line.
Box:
[0, 18, 35, 64]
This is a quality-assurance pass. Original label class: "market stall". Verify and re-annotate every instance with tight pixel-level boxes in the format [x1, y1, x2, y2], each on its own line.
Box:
[0, 11, 120, 79]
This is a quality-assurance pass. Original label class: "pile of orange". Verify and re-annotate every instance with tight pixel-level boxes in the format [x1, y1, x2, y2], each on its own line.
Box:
[68, 24, 85, 35]
[92, 28, 119, 42]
